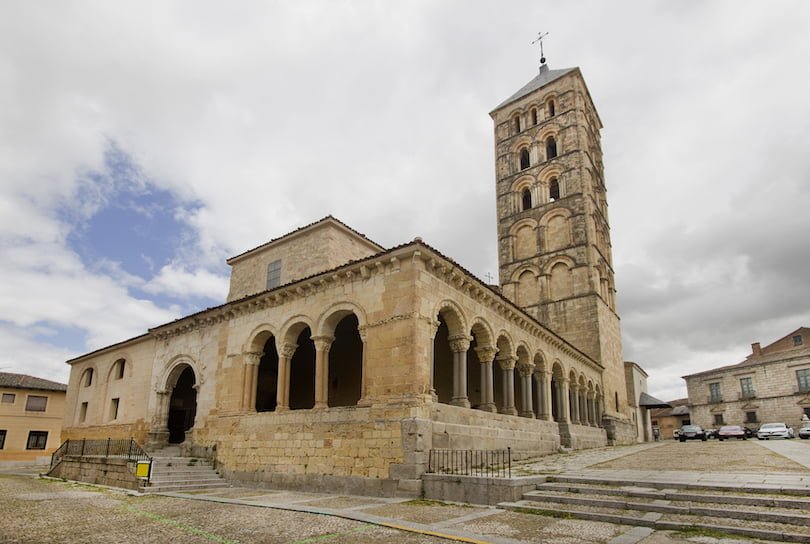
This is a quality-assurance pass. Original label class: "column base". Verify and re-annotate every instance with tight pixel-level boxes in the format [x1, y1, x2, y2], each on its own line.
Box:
[145, 430, 169, 451]
[478, 403, 497, 413]
[519, 411, 536, 418]
[500, 407, 518, 416]
[450, 397, 471, 408]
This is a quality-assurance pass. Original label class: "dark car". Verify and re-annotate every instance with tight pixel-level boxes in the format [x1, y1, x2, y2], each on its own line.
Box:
[704, 428, 718, 439]
[718, 425, 747, 440]
[678, 425, 707, 442]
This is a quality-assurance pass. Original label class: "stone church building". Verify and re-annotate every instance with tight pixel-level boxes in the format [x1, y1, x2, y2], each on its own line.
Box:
[62, 63, 638, 495]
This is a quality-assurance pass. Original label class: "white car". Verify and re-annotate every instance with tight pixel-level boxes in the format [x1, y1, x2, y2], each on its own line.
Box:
[756, 422, 794, 440]
[799, 423, 810, 439]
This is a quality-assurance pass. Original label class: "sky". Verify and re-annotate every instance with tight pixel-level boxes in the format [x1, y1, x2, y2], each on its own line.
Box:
[1, 1, 809, 401]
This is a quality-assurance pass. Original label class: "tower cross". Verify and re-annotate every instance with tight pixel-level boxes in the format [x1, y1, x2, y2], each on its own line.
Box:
[531, 31, 549, 65]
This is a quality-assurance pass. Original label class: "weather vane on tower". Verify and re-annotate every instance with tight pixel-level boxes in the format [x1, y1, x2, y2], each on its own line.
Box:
[531, 31, 549, 67]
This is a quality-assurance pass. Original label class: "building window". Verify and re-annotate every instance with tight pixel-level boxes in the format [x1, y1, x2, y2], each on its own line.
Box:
[745, 411, 758, 423]
[794, 335, 803, 346]
[709, 382, 721, 403]
[549, 178, 560, 201]
[114, 359, 125, 380]
[531, 108, 538, 125]
[25, 395, 47, 412]
[0, 430, 5, 449]
[797, 369, 810, 393]
[1, 393, 14, 404]
[521, 189, 532, 211]
[26, 431, 48, 450]
[79, 402, 88, 423]
[82, 368, 93, 387]
[713, 414, 724, 425]
[547, 100, 556, 117]
[519, 148, 530, 170]
[266, 260, 282, 290]
[513, 115, 521, 133]
[109, 398, 120, 421]
[740, 377, 755, 399]
[545, 136, 558, 160]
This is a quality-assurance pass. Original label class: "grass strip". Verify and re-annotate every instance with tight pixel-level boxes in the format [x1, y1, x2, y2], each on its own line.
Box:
[122, 504, 240, 544]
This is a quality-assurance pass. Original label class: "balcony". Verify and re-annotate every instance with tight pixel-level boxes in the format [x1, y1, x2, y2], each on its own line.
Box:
[707, 395, 723, 404]
[738, 391, 756, 400]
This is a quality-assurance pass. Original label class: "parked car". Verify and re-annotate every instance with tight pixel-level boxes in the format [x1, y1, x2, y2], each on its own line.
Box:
[799, 422, 810, 440]
[743, 426, 756, 438]
[678, 425, 707, 442]
[718, 425, 747, 440]
[705, 428, 718, 439]
[756, 422, 794, 440]
[673, 429, 680, 439]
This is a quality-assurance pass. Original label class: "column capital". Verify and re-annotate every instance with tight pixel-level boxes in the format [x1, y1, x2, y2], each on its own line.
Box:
[448, 334, 471, 353]
[279, 343, 298, 359]
[156, 389, 170, 397]
[474, 346, 497, 364]
[243, 351, 263, 366]
[516, 362, 535, 377]
[496, 355, 517, 371]
[311, 335, 335, 352]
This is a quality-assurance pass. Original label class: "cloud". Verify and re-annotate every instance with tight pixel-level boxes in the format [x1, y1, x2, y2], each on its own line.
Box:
[142, 264, 229, 301]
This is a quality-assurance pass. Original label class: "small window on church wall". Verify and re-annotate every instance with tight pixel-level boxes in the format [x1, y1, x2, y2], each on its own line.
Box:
[519, 148, 530, 170]
[794, 335, 803, 346]
[546, 136, 557, 160]
[114, 359, 125, 380]
[549, 178, 560, 201]
[531, 108, 538, 125]
[266, 260, 282, 289]
[548, 100, 556, 117]
[521, 189, 532, 210]
[513, 116, 521, 133]
[82, 368, 93, 387]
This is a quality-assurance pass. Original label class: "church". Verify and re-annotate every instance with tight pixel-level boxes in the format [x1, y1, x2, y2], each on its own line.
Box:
[61, 61, 639, 495]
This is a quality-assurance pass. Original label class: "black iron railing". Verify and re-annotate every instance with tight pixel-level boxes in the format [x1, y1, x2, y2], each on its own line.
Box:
[427, 448, 511, 478]
[50, 438, 151, 469]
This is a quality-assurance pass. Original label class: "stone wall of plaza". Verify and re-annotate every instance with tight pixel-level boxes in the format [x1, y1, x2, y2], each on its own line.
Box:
[62, 242, 613, 493]
[685, 348, 810, 430]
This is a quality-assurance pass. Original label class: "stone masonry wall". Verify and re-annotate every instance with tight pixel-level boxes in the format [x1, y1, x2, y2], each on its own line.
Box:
[49, 457, 142, 490]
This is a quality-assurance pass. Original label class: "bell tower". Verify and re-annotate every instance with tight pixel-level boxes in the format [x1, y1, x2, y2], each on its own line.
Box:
[490, 62, 628, 421]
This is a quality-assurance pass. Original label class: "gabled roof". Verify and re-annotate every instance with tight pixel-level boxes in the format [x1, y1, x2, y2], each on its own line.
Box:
[492, 65, 577, 112]
[226, 215, 385, 265]
[639, 391, 671, 408]
[0, 372, 67, 392]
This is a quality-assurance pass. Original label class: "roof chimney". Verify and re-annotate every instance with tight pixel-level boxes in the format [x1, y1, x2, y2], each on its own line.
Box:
[751, 342, 762, 357]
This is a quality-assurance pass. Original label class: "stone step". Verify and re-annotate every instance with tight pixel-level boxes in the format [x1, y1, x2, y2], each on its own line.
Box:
[538, 482, 810, 510]
[499, 500, 810, 543]
[149, 476, 225, 485]
[549, 473, 808, 495]
[522, 489, 810, 526]
[141, 481, 230, 493]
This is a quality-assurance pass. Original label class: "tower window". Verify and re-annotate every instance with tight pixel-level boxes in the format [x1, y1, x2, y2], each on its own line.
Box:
[547, 100, 556, 117]
[531, 108, 538, 125]
[794, 335, 803, 346]
[521, 189, 532, 211]
[546, 136, 558, 160]
[114, 359, 125, 380]
[549, 178, 560, 201]
[513, 116, 521, 133]
[266, 260, 282, 289]
[519, 148, 530, 170]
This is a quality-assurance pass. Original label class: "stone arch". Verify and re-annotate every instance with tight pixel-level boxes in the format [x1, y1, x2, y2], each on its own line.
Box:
[161, 356, 199, 444]
[279, 315, 316, 346]
[546, 258, 575, 301]
[318, 305, 366, 408]
[245, 323, 279, 353]
[509, 218, 538, 261]
[469, 318, 495, 349]
[79, 365, 97, 388]
[540, 208, 572, 251]
[514, 268, 540, 307]
[434, 300, 468, 337]
[316, 301, 368, 337]
[533, 350, 547, 373]
[510, 175, 536, 194]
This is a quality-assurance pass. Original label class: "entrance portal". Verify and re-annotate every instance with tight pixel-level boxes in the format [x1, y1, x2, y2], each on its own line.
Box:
[167, 366, 197, 444]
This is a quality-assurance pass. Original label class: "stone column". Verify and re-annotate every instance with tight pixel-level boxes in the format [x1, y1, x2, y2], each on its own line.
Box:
[532, 371, 544, 420]
[357, 327, 370, 405]
[517, 363, 535, 418]
[570, 384, 580, 423]
[312, 336, 334, 409]
[275, 343, 297, 412]
[475, 346, 497, 413]
[243, 351, 262, 412]
[497, 355, 518, 416]
[155, 389, 170, 432]
[579, 391, 588, 425]
[448, 335, 471, 408]
[559, 378, 570, 423]
[428, 321, 439, 401]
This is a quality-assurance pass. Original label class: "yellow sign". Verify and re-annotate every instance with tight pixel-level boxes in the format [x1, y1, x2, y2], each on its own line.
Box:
[136, 462, 151, 479]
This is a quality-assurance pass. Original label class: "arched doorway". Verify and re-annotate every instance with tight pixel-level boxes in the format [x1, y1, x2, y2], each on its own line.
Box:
[167, 366, 197, 444]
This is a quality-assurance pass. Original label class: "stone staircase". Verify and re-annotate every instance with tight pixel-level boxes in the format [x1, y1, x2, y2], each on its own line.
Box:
[140, 446, 229, 494]
[499, 474, 810, 543]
